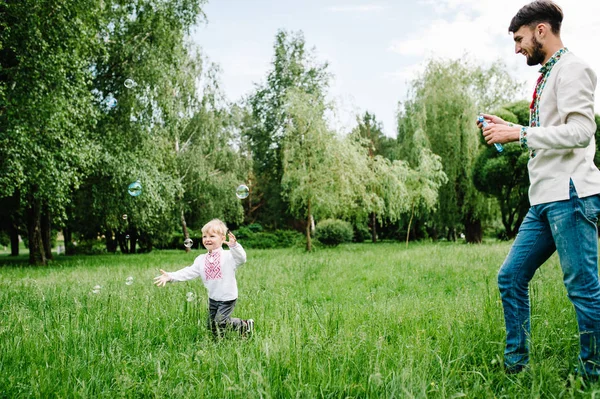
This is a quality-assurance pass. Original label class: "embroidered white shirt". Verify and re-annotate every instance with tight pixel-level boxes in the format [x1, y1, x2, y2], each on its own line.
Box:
[166, 244, 247, 301]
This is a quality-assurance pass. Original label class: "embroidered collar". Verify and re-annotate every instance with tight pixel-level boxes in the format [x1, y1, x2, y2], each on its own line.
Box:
[207, 247, 222, 256]
[539, 47, 568, 75]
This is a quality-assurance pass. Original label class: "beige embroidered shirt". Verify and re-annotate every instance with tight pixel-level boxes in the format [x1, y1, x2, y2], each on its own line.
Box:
[521, 51, 600, 205]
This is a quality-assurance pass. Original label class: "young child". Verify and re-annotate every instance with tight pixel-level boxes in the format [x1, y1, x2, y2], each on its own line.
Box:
[154, 219, 253, 337]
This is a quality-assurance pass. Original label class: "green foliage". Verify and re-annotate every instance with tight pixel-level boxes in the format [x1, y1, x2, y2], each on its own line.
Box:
[352, 223, 370, 243]
[0, 231, 9, 247]
[246, 30, 330, 228]
[397, 58, 523, 242]
[349, 111, 396, 159]
[315, 219, 354, 246]
[232, 227, 303, 249]
[473, 101, 530, 239]
[282, 89, 366, 222]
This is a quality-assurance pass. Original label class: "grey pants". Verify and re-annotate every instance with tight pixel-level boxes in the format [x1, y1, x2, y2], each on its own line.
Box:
[208, 298, 244, 336]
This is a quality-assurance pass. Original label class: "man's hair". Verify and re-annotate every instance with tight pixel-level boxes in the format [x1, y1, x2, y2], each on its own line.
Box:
[202, 219, 228, 236]
[508, 1, 563, 35]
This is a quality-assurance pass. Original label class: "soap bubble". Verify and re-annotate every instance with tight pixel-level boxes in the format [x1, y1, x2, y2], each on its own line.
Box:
[127, 180, 142, 197]
[124, 78, 136, 89]
[107, 98, 117, 108]
[235, 184, 249, 199]
[122, 214, 128, 220]
[186, 292, 195, 302]
[184, 238, 193, 248]
[92, 285, 101, 294]
[125, 234, 130, 239]
[126, 276, 133, 285]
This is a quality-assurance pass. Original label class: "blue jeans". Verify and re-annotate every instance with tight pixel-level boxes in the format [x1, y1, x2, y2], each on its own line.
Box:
[498, 182, 600, 376]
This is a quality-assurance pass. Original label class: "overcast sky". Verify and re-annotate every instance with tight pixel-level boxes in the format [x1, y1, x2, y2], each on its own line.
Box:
[191, 0, 600, 137]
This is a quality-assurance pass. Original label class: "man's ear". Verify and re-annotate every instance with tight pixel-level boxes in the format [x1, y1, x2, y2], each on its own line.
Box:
[535, 22, 549, 39]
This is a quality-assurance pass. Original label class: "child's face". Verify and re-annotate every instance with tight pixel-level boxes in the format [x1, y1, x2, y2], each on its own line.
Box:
[202, 229, 225, 252]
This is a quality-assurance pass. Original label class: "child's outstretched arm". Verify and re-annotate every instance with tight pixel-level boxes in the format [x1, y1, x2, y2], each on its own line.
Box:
[154, 269, 172, 287]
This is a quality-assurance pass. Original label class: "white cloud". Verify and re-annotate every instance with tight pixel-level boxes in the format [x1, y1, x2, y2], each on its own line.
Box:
[384, 62, 426, 85]
[388, 12, 497, 59]
[327, 4, 385, 12]
[389, 1, 600, 113]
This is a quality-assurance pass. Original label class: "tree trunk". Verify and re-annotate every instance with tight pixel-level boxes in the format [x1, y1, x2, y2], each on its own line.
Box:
[181, 208, 190, 253]
[370, 212, 377, 243]
[464, 218, 483, 243]
[105, 230, 117, 253]
[9, 220, 19, 256]
[129, 231, 137, 254]
[41, 204, 53, 260]
[63, 227, 76, 255]
[26, 195, 46, 265]
[406, 204, 415, 248]
[118, 233, 128, 254]
[447, 227, 458, 242]
[306, 199, 312, 252]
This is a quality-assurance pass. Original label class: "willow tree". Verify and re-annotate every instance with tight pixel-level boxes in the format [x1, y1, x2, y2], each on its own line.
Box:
[246, 30, 330, 228]
[348, 112, 398, 241]
[281, 89, 373, 251]
[397, 58, 521, 242]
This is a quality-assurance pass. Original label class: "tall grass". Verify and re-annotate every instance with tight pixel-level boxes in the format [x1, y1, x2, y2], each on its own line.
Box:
[1, 242, 598, 398]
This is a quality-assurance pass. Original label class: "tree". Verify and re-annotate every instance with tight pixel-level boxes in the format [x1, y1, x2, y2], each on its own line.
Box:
[397, 57, 521, 243]
[246, 30, 330, 228]
[473, 101, 530, 239]
[350, 111, 396, 160]
[349, 111, 398, 241]
[1, 0, 102, 264]
[176, 64, 249, 240]
[281, 89, 362, 251]
[403, 148, 448, 246]
[67, 0, 206, 254]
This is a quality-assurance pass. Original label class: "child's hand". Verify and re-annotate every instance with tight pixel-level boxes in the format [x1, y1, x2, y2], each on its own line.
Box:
[224, 232, 237, 247]
[153, 269, 172, 287]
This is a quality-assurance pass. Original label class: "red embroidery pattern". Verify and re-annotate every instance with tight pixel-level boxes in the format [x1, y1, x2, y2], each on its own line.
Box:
[204, 251, 222, 280]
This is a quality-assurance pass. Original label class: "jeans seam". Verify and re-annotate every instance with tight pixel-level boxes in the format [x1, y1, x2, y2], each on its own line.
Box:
[508, 213, 546, 355]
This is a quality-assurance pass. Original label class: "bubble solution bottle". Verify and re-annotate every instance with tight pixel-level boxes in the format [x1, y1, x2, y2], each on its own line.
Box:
[478, 115, 503, 153]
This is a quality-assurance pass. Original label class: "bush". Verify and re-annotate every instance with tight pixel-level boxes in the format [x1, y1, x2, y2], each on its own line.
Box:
[315, 219, 353, 247]
[0, 231, 9, 247]
[353, 223, 370, 243]
[234, 228, 304, 249]
[154, 225, 304, 250]
[154, 229, 202, 250]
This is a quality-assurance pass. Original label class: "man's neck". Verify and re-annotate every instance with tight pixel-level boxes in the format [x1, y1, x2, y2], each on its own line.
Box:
[542, 39, 565, 65]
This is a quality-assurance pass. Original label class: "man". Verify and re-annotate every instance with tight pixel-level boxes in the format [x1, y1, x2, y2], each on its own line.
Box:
[479, 0, 600, 378]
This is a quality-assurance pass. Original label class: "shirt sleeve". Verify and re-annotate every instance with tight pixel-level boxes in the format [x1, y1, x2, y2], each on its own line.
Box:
[229, 243, 247, 269]
[167, 255, 204, 282]
[525, 61, 597, 150]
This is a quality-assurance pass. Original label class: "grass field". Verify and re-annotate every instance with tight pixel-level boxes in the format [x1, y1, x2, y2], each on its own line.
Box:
[1, 241, 599, 398]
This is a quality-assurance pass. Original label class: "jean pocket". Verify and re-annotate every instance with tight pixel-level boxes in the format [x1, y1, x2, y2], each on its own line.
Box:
[582, 194, 600, 223]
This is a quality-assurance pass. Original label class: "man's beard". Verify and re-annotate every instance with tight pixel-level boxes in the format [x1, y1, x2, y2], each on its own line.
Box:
[527, 36, 546, 66]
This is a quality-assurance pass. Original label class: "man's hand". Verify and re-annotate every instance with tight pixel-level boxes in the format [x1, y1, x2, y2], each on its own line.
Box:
[482, 123, 521, 145]
[477, 113, 508, 128]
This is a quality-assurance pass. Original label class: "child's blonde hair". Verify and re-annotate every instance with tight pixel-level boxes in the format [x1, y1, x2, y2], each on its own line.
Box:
[202, 219, 228, 236]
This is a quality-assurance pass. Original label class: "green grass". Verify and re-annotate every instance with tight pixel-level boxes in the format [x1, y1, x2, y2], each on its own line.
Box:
[1, 241, 599, 398]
